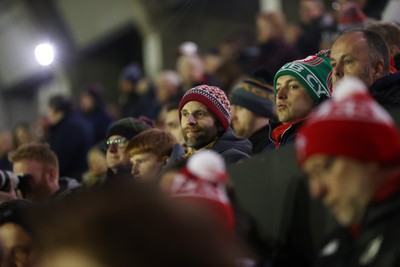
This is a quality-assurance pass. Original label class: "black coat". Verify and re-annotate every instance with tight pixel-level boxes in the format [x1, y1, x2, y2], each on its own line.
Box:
[211, 128, 252, 164]
[248, 124, 270, 155]
[369, 72, 400, 110]
[315, 192, 400, 267]
[49, 111, 94, 180]
[263, 120, 304, 152]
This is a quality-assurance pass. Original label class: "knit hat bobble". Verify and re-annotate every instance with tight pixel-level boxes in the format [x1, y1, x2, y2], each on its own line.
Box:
[167, 150, 234, 234]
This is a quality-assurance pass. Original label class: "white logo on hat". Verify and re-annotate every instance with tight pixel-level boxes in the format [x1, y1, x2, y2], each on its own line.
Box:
[285, 62, 305, 73]
[306, 74, 329, 97]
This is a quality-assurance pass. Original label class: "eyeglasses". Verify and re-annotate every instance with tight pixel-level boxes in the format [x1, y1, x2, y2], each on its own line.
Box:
[104, 138, 128, 149]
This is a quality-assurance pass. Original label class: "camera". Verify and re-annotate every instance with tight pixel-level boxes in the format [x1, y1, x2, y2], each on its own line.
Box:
[0, 170, 31, 194]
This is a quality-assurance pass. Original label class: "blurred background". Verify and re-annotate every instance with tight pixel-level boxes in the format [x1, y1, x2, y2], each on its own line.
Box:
[0, 0, 393, 130]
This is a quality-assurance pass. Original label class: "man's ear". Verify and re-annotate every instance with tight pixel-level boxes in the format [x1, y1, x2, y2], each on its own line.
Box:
[46, 166, 58, 182]
[162, 156, 169, 166]
[374, 59, 385, 79]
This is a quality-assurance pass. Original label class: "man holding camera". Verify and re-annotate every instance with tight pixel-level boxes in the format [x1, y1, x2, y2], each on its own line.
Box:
[0, 143, 79, 203]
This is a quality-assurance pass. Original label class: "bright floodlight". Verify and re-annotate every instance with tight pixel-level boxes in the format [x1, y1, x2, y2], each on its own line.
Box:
[35, 43, 55, 66]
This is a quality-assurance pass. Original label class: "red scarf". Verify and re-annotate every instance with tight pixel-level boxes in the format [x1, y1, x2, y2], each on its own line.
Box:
[272, 118, 306, 148]
[390, 55, 397, 74]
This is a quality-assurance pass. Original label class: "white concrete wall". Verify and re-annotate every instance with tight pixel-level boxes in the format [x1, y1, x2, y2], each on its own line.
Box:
[0, 2, 43, 88]
[259, 0, 281, 11]
[54, 0, 135, 49]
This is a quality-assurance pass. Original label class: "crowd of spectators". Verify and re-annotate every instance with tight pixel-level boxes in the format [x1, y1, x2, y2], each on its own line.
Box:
[0, 0, 400, 266]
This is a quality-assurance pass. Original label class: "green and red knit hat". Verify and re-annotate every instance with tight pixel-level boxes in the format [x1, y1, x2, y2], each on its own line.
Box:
[179, 85, 231, 130]
[296, 76, 400, 166]
[274, 50, 333, 102]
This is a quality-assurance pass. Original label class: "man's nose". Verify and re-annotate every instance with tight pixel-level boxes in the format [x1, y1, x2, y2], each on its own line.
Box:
[276, 86, 288, 100]
[131, 164, 139, 176]
[333, 62, 344, 80]
[188, 114, 197, 125]
[108, 144, 117, 153]
[309, 179, 327, 200]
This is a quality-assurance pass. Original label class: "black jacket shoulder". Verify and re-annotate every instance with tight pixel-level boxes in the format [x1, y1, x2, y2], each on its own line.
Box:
[212, 128, 252, 164]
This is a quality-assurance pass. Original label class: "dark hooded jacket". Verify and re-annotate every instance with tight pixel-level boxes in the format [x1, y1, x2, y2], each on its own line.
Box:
[315, 190, 400, 267]
[81, 90, 113, 144]
[263, 120, 305, 152]
[248, 124, 270, 154]
[211, 128, 252, 164]
[369, 72, 400, 110]
[49, 111, 94, 180]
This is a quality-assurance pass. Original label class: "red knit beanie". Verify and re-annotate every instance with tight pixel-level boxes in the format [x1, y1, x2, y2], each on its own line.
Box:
[179, 85, 231, 131]
[296, 76, 400, 166]
[167, 150, 235, 234]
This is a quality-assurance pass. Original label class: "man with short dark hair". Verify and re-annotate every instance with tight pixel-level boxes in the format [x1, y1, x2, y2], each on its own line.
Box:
[179, 85, 252, 163]
[47, 94, 94, 180]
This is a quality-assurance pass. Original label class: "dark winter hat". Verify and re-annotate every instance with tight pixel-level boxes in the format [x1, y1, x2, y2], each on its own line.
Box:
[106, 117, 152, 140]
[274, 51, 332, 102]
[179, 85, 231, 131]
[119, 63, 142, 84]
[230, 78, 274, 118]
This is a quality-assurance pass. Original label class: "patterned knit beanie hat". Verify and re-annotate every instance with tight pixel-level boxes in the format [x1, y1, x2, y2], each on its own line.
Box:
[296, 76, 400, 166]
[179, 85, 231, 130]
[230, 78, 275, 118]
[274, 50, 332, 102]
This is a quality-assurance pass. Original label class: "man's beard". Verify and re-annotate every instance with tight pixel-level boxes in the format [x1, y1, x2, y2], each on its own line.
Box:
[182, 125, 220, 150]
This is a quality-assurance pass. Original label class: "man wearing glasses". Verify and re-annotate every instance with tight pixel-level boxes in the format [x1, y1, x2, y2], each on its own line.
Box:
[104, 117, 151, 182]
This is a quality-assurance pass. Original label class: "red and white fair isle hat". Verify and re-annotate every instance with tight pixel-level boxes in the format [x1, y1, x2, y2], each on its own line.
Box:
[168, 150, 235, 233]
[296, 76, 400, 166]
[179, 85, 231, 131]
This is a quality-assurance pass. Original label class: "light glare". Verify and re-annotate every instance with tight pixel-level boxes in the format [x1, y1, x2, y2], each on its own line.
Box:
[35, 43, 55, 66]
